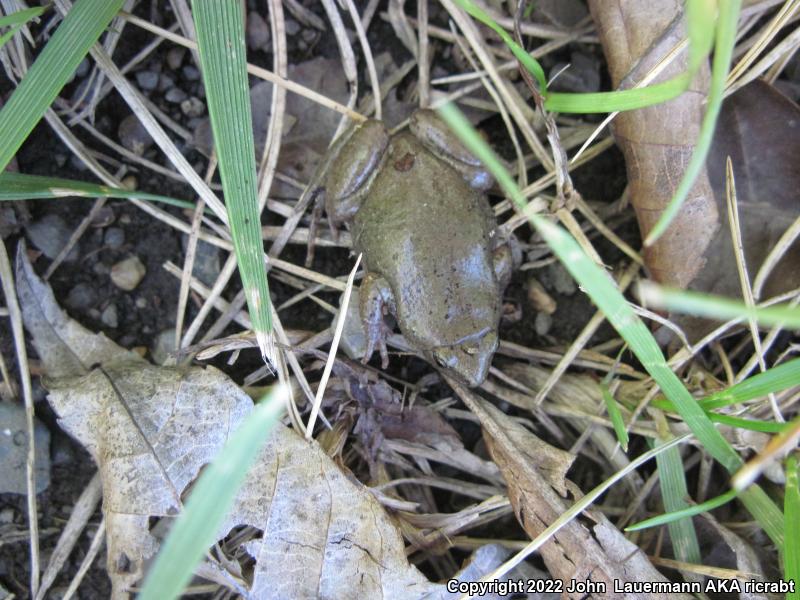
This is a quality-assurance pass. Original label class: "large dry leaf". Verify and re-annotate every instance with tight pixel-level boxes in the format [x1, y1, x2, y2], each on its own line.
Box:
[17, 249, 509, 599]
[588, 0, 717, 289]
[672, 80, 800, 339]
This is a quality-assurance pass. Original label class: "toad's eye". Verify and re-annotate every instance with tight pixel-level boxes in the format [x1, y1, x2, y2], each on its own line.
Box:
[433, 349, 457, 369]
[463, 343, 479, 356]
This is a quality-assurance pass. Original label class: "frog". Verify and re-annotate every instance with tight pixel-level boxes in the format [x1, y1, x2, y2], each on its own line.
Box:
[308, 109, 514, 387]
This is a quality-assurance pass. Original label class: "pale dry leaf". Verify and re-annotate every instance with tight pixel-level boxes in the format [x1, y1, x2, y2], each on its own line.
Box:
[18, 250, 507, 599]
[15, 242, 144, 378]
[43, 361, 253, 596]
[231, 425, 436, 599]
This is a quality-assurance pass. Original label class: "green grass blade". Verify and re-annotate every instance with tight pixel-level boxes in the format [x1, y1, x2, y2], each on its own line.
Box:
[708, 413, 787, 434]
[0, 5, 46, 28]
[685, 0, 717, 73]
[545, 77, 690, 113]
[627, 489, 737, 532]
[0, 0, 124, 174]
[785, 455, 800, 595]
[601, 382, 629, 451]
[701, 358, 800, 411]
[454, 0, 721, 115]
[0, 22, 29, 50]
[0, 172, 195, 209]
[192, 0, 273, 357]
[651, 358, 800, 418]
[437, 102, 784, 548]
[0, 6, 47, 51]
[453, 0, 546, 91]
[641, 284, 800, 329]
[139, 387, 286, 600]
[644, 0, 742, 245]
[654, 440, 701, 563]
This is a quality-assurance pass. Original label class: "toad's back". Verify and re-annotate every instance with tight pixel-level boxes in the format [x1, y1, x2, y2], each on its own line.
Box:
[351, 132, 501, 349]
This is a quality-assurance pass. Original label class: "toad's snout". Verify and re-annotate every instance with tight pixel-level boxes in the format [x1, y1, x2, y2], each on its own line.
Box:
[430, 330, 498, 387]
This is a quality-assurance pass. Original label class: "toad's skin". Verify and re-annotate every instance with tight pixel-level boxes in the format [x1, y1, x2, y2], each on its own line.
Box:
[310, 110, 513, 387]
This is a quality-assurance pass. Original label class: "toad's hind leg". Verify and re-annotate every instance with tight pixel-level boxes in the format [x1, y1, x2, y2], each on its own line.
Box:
[359, 273, 396, 369]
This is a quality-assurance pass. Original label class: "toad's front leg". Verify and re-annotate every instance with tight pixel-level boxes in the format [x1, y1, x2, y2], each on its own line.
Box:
[359, 272, 397, 369]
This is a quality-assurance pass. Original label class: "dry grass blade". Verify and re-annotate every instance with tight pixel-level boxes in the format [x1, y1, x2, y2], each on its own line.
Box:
[725, 158, 784, 421]
[0, 242, 40, 596]
[306, 253, 362, 438]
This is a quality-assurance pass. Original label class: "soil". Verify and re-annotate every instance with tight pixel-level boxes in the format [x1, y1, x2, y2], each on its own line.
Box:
[0, 1, 632, 597]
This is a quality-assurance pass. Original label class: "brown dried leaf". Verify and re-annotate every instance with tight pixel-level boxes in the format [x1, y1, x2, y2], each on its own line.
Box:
[449, 380, 688, 598]
[673, 81, 800, 338]
[588, 0, 718, 289]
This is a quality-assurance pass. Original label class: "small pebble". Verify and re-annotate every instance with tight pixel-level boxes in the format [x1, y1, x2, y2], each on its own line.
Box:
[247, 12, 271, 50]
[118, 114, 153, 156]
[548, 262, 577, 295]
[75, 57, 90, 79]
[151, 329, 178, 366]
[0, 403, 50, 494]
[101, 303, 119, 328]
[25, 214, 79, 261]
[69, 154, 88, 172]
[121, 175, 138, 190]
[66, 283, 97, 310]
[104, 227, 125, 249]
[135, 296, 147, 309]
[158, 74, 176, 93]
[135, 70, 159, 91]
[180, 97, 205, 117]
[0, 207, 19, 238]
[285, 19, 301, 36]
[336, 288, 367, 361]
[0, 508, 14, 524]
[92, 262, 110, 276]
[111, 256, 146, 291]
[166, 47, 186, 71]
[549, 52, 600, 94]
[51, 435, 75, 466]
[534, 311, 553, 337]
[91, 206, 115, 227]
[182, 65, 200, 81]
[165, 87, 187, 104]
[527, 278, 556, 314]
